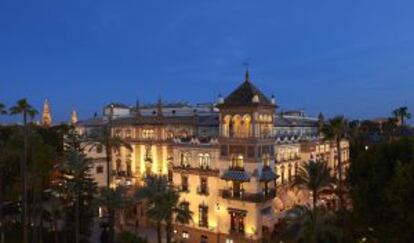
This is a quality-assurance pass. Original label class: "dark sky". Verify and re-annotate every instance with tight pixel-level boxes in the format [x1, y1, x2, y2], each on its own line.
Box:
[1, 0, 414, 124]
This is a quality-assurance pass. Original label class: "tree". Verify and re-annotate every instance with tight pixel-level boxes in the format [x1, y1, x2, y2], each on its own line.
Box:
[392, 106, 411, 126]
[9, 98, 38, 243]
[99, 186, 132, 243]
[135, 176, 193, 243]
[322, 116, 348, 210]
[0, 104, 7, 243]
[88, 123, 132, 188]
[293, 160, 334, 209]
[278, 205, 343, 243]
[349, 138, 414, 242]
[56, 149, 97, 243]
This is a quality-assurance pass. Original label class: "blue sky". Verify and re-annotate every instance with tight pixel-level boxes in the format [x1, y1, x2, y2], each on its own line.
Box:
[1, 0, 414, 123]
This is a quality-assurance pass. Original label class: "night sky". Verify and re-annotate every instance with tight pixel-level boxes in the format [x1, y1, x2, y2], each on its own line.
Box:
[1, 0, 414, 123]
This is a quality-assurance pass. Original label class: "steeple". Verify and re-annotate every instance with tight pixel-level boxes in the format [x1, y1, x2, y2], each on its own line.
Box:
[244, 68, 250, 82]
[135, 98, 141, 116]
[71, 110, 78, 125]
[157, 97, 163, 117]
[42, 98, 52, 127]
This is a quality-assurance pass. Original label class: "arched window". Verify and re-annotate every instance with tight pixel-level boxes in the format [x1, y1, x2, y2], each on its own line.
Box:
[232, 115, 242, 138]
[262, 154, 271, 168]
[199, 153, 210, 169]
[241, 115, 251, 138]
[281, 165, 285, 184]
[231, 154, 244, 169]
[180, 152, 190, 167]
[223, 115, 232, 137]
[143, 129, 154, 139]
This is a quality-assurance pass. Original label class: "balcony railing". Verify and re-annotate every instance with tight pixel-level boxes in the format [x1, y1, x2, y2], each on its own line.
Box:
[172, 165, 220, 177]
[220, 188, 276, 203]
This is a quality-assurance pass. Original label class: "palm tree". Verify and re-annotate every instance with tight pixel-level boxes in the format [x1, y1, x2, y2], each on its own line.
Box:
[392, 106, 411, 126]
[293, 160, 334, 208]
[88, 122, 132, 188]
[58, 149, 97, 243]
[136, 176, 194, 243]
[278, 205, 343, 243]
[9, 98, 38, 243]
[0, 103, 6, 243]
[99, 186, 132, 243]
[136, 176, 168, 243]
[322, 116, 348, 210]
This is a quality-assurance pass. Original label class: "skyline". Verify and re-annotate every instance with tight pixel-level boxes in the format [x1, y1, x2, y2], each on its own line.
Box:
[1, 0, 414, 123]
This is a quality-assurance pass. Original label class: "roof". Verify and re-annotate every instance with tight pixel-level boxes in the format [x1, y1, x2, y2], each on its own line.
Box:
[221, 71, 273, 107]
[259, 169, 278, 182]
[221, 170, 251, 182]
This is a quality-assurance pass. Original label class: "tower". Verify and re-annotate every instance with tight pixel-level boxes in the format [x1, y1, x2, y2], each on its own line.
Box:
[216, 70, 278, 241]
[42, 98, 52, 127]
[71, 110, 78, 125]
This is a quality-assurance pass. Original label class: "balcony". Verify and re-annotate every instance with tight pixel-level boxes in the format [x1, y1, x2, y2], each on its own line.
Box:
[220, 188, 276, 203]
[172, 165, 220, 177]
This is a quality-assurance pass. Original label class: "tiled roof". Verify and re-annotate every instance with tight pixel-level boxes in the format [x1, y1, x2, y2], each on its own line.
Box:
[221, 170, 251, 182]
[221, 71, 273, 107]
[259, 170, 278, 182]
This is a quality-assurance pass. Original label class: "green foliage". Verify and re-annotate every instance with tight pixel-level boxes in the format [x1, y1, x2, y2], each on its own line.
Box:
[278, 205, 344, 243]
[116, 232, 147, 243]
[349, 137, 414, 241]
[135, 176, 193, 243]
[55, 149, 98, 242]
[293, 160, 334, 208]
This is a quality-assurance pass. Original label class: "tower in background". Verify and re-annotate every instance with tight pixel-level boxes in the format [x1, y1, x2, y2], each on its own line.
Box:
[42, 98, 52, 127]
[71, 110, 78, 125]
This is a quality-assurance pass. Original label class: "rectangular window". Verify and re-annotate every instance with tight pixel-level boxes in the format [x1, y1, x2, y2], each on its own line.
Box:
[96, 166, 104, 174]
[181, 175, 189, 192]
[198, 205, 208, 228]
[201, 235, 208, 243]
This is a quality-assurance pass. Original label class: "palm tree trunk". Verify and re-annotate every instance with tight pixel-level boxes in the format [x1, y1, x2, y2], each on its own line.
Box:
[0, 173, 5, 243]
[336, 138, 344, 210]
[166, 220, 172, 243]
[106, 118, 113, 189]
[22, 112, 29, 243]
[53, 214, 59, 243]
[156, 221, 162, 243]
[312, 189, 317, 209]
[106, 148, 112, 188]
[75, 189, 80, 243]
[108, 208, 115, 243]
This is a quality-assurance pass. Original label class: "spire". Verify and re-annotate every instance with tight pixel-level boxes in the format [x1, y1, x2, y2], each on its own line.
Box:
[135, 98, 141, 116]
[71, 110, 78, 125]
[244, 68, 250, 82]
[42, 98, 52, 127]
[157, 97, 163, 117]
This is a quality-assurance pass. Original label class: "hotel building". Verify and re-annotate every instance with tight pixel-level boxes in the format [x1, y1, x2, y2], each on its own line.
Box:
[76, 71, 349, 242]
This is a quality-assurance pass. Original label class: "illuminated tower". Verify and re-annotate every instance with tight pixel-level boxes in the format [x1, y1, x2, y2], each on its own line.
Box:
[42, 98, 52, 127]
[71, 110, 78, 125]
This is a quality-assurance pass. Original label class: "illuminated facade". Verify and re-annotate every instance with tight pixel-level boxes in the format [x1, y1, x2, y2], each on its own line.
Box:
[76, 71, 350, 242]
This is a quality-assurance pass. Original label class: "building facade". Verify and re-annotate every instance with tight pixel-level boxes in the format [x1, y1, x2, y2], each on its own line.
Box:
[76, 71, 350, 242]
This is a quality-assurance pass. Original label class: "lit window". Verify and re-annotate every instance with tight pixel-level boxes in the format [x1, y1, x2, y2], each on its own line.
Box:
[231, 154, 244, 169]
[142, 129, 154, 139]
[182, 231, 189, 239]
[225, 239, 234, 243]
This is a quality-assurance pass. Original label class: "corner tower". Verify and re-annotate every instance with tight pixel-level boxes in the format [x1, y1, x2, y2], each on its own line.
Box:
[216, 70, 278, 242]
